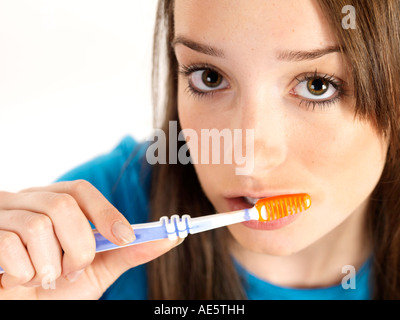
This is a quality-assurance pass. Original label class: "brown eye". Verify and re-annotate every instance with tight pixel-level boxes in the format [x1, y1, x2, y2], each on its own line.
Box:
[201, 69, 223, 88]
[307, 78, 329, 96]
[291, 73, 342, 108]
[186, 66, 229, 95]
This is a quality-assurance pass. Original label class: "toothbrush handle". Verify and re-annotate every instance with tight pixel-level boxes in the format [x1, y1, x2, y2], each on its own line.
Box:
[187, 208, 251, 234]
[94, 221, 168, 253]
[94, 210, 252, 250]
[0, 221, 169, 274]
[0, 209, 257, 274]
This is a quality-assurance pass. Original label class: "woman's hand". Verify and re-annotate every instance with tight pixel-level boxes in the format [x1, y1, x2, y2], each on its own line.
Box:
[0, 180, 179, 299]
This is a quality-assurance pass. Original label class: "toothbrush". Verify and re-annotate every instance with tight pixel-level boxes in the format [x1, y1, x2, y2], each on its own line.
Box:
[94, 193, 311, 252]
[0, 193, 311, 274]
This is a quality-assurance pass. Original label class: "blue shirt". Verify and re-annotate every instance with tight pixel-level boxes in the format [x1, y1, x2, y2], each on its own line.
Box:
[56, 135, 372, 300]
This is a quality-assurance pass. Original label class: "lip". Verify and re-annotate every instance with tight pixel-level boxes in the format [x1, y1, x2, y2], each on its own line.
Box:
[225, 190, 299, 200]
[225, 195, 302, 230]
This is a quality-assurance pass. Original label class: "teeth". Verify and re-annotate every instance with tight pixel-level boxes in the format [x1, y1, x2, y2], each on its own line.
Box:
[304, 197, 311, 208]
[243, 196, 261, 205]
[260, 205, 267, 220]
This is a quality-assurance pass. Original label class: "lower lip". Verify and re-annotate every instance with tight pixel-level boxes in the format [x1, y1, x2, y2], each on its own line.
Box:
[225, 197, 302, 231]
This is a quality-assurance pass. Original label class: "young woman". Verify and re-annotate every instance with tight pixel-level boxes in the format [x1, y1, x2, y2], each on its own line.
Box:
[0, 0, 399, 299]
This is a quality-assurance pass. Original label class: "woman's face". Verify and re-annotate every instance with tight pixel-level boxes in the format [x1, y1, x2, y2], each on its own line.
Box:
[174, 0, 388, 256]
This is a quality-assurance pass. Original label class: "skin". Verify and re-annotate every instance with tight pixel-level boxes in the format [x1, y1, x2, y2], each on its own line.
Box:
[174, 0, 388, 287]
[0, 0, 389, 299]
[0, 180, 180, 299]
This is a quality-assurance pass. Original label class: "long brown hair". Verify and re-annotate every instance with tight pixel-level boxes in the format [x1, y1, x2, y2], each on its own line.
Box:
[148, 0, 400, 299]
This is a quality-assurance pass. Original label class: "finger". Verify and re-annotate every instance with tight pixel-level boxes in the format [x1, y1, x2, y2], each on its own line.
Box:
[0, 191, 96, 276]
[20, 180, 135, 246]
[88, 238, 182, 295]
[0, 210, 62, 286]
[0, 230, 35, 289]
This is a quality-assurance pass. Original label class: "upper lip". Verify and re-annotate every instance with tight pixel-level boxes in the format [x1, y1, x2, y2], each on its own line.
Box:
[225, 191, 300, 199]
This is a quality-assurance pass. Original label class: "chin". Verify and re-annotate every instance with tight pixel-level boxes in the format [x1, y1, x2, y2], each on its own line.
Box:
[227, 224, 310, 257]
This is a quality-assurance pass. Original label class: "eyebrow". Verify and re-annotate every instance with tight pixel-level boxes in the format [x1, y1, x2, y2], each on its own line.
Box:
[172, 36, 225, 58]
[276, 46, 341, 61]
[172, 36, 340, 61]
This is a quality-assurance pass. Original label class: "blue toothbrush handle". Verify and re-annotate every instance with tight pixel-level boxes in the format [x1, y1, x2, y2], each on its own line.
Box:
[0, 209, 252, 274]
[94, 222, 168, 253]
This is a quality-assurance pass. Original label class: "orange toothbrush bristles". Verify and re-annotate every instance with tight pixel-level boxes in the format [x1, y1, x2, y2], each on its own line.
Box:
[254, 194, 311, 222]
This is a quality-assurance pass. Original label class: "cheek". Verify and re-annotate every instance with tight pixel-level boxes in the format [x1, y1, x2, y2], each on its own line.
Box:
[302, 119, 387, 210]
[276, 116, 388, 255]
[178, 73, 387, 254]
[177, 80, 233, 205]
[229, 119, 387, 256]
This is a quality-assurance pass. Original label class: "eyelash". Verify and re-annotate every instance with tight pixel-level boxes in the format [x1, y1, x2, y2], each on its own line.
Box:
[178, 63, 221, 99]
[294, 71, 346, 110]
[178, 63, 347, 109]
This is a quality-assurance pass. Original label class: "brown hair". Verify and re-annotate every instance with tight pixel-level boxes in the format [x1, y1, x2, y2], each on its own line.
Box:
[148, 0, 400, 299]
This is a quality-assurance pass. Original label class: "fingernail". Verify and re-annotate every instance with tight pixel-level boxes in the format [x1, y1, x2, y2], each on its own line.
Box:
[65, 269, 84, 283]
[112, 220, 136, 244]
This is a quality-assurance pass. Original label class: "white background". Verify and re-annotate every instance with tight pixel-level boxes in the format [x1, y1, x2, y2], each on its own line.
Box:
[0, 0, 157, 191]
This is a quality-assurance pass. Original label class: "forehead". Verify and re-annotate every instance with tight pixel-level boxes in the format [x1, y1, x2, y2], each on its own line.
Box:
[174, 0, 337, 56]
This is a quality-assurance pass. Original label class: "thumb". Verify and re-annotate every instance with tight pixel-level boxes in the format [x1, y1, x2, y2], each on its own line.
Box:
[88, 238, 182, 293]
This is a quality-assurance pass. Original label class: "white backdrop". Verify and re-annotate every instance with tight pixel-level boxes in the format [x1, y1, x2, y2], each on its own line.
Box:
[0, 0, 157, 191]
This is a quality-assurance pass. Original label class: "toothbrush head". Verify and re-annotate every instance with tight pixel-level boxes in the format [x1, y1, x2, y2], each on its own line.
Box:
[254, 193, 311, 222]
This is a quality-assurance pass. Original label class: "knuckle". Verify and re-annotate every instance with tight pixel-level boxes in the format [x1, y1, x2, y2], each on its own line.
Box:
[69, 179, 93, 194]
[25, 214, 53, 236]
[37, 264, 62, 280]
[70, 249, 95, 270]
[0, 190, 11, 202]
[0, 233, 35, 283]
[17, 269, 36, 284]
[0, 232, 20, 253]
[50, 193, 77, 212]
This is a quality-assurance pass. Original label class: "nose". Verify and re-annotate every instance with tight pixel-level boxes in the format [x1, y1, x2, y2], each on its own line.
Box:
[238, 86, 288, 173]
